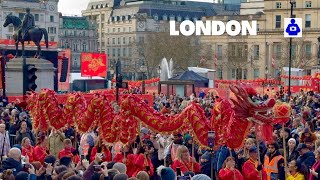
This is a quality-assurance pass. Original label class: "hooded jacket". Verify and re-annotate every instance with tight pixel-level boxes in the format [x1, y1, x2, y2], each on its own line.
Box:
[1, 157, 22, 176]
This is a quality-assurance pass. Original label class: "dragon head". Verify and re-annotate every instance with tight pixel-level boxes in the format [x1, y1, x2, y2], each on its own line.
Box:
[229, 85, 276, 125]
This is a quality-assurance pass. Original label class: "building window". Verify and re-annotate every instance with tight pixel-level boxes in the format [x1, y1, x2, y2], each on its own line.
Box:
[230, 45, 236, 56]
[50, 36, 54, 42]
[231, 69, 236, 79]
[243, 69, 247, 79]
[112, 48, 116, 57]
[257, 24, 260, 31]
[123, 27, 126, 32]
[101, 14, 105, 21]
[305, 43, 312, 58]
[40, 14, 44, 22]
[156, 27, 160, 32]
[123, 48, 126, 56]
[305, 1, 312, 8]
[139, 37, 144, 43]
[117, 48, 120, 56]
[107, 38, 110, 44]
[217, 68, 223, 79]
[253, 45, 260, 60]
[129, 48, 132, 56]
[305, 14, 311, 28]
[217, 45, 223, 59]
[6, 35, 12, 40]
[107, 48, 110, 55]
[254, 69, 260, 79]
[82, 44, 87, 52]
[50, 16, 54, 22]
[112, 38, 115, 44]
[163, 15, 168, 21]
[274, 44, 282, 59]
[118, 28, 120, 32]
[118, 37, 121, 44]
[123, 37, 126, 44]
[129, 37, 132, 44]
[113, 28, 115, 33]
[276, 2, 281, 8]
[35, 14, 39, 21]
[275, 15, 281, 28]
[129, 27, 132, 32]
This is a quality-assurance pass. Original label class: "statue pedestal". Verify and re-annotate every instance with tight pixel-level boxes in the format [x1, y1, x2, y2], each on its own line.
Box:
[5, 58, 56, 96]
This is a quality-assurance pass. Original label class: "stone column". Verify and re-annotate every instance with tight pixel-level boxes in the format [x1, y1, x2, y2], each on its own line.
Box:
[267, 42, 273, 78]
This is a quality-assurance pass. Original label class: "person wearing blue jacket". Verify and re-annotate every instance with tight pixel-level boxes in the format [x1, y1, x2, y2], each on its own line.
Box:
[212, 145, 237, 176]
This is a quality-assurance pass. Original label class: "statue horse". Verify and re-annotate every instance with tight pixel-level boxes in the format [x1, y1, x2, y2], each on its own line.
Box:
[3, 14, 48, 58]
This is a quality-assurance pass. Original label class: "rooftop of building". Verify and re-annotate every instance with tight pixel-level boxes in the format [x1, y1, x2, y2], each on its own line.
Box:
[61, 16, 96, 29]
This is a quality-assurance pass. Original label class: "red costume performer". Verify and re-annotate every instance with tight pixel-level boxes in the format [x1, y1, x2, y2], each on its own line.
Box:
[219, 167, 244, 180]
[58, 147, 80, 163]
[132, 153, 154, 177]
[22, 146, 35, 163]
[242, 158, 267, 180]
[33, 145, 48, 164]
[171, 158, 201, 174]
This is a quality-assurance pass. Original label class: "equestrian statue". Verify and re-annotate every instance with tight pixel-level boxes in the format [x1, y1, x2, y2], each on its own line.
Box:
[3, 8, 48, 58]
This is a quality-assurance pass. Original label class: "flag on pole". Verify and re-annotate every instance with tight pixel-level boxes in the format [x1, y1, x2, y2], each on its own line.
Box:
[272, 55, 275, 68]
[213, 53, 218, 68]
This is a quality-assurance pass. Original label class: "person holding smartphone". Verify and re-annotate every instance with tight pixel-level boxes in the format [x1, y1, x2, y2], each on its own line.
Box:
[132, 142, 154, 177]
[171, 145, 201, 175]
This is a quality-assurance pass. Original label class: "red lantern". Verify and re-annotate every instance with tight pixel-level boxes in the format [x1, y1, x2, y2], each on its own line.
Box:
[273, 102, 291, 124]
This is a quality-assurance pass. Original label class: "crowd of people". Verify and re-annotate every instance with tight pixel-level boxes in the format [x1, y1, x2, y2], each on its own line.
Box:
[0, 87, 319, 180]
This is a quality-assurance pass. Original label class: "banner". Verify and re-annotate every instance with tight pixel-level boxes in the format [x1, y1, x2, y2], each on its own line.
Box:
[81, 53, 107, 77]
[0, 39, 58, 48]
[58, 49, 71, 91]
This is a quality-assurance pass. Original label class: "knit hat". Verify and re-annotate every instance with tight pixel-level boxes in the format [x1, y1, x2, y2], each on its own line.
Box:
[59, 156, 72, 167]
[288, 138, 296, 145]
[113, 163, 127, 174]
[113, 173, 128, 180]
[184, 134, 192, 142]
[12, 144, 22, 152]
[157, 166, 175, 180]
[44, 155, 56, 164]
[191, 174, 211, 180]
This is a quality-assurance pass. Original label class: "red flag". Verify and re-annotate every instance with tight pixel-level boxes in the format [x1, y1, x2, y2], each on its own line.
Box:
[81, 53, 107, 77]
[213, 54, 218, 68]
[272, 55, 275, 68]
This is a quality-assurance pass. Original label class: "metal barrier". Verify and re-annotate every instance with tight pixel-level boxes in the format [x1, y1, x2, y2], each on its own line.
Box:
[9, 134, 17, 147]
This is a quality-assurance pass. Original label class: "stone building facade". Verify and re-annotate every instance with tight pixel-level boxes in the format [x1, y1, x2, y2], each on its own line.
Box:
[82, 0, 239, 80]
[58, 15, 98, 72]
[201, 0, 320, 80]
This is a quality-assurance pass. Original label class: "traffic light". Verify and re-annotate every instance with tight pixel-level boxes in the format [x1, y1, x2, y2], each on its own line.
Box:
[24, 64, 37, 92]
[116, 74, 123, 88]
[60, 57, 69, 82]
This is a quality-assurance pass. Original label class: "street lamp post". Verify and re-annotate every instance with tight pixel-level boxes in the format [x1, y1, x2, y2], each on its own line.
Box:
[140, 63, 147, 94]
[288, 0, 295, 100]
[109, 62, 114, 89]
[115, 59, 121, 103]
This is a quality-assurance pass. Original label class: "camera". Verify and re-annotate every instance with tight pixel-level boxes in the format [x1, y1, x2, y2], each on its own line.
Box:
[290, 26, 296, 31]
[93, 165, 102, 172]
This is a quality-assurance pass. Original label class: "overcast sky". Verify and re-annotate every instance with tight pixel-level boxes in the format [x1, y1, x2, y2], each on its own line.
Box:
[58, 0, 215, 16]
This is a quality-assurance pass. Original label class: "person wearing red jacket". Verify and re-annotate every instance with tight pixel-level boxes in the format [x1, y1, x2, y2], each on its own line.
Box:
[21, 137, 35, 162]
[171, 145, 201, 174]
[58, 139, 80, 163]
[219, 157, 244, 180]
[33, 133, 48, 164]
[132, 143, 154, 177]
[242, 147, 267, 180]
[90, 143, 112, 162]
